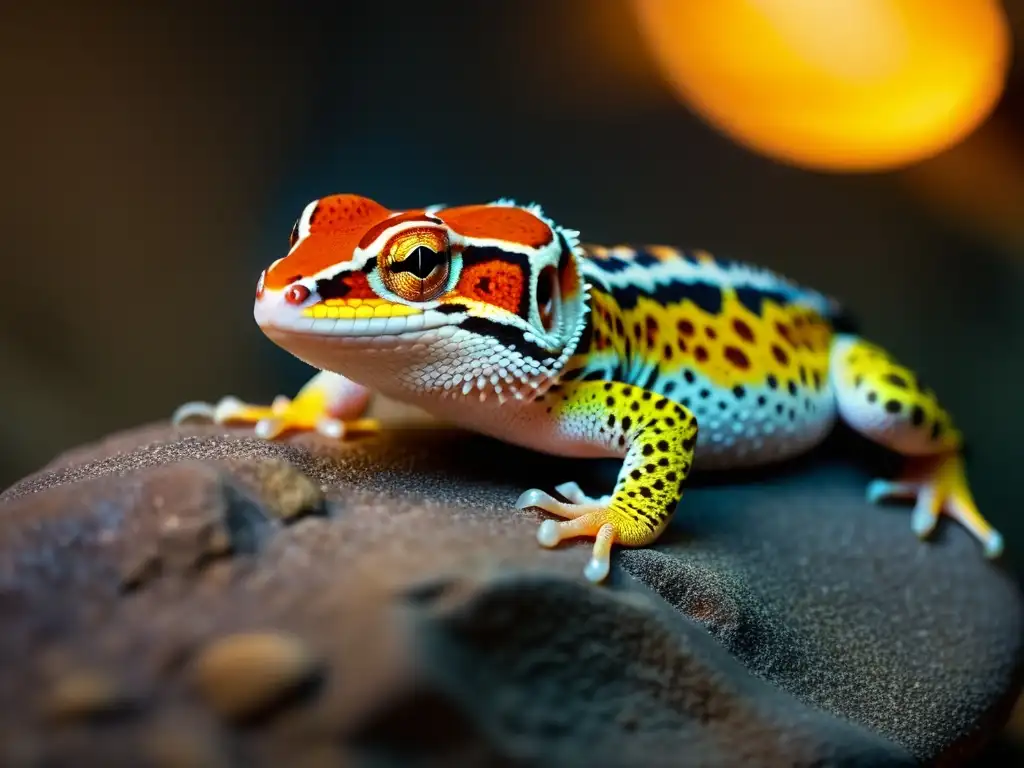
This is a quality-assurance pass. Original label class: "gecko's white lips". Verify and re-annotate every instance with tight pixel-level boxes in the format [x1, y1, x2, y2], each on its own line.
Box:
[254, 295, 460, 338]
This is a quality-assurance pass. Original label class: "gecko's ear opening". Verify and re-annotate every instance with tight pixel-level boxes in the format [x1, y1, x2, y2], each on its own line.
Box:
[546, 227, 590, 364]
[537, 264, 560, 334]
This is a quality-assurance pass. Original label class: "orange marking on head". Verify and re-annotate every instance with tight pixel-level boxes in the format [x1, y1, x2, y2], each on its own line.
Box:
[311, 194, 392, 232]
[265, 194, 393, 290]
[455, 261, 524, 314]
[440, 205, 553, 248]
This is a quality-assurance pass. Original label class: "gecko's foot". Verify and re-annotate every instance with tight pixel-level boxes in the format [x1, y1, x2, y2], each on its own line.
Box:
[516, 483, 644, 584]
[867, 452, 1003, 559]
[171, 395, 380, 441]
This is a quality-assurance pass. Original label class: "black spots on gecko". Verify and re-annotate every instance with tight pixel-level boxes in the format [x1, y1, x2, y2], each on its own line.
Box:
[723, 346, 750, 370]
[884, 372, 910, 389]
[732, 317, 755, 342]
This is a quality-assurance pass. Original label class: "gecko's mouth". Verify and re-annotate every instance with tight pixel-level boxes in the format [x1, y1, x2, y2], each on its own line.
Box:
[255, 297, 459, 338]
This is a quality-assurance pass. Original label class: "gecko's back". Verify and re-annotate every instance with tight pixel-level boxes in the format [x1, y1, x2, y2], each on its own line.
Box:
[571, 244, 845, 469]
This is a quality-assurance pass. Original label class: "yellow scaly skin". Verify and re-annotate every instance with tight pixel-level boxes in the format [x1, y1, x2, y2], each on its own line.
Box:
[173, 194, 1003, 583]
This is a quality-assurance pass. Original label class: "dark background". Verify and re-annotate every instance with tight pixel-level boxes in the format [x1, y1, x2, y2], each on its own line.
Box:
[2, 1, 1024, 760]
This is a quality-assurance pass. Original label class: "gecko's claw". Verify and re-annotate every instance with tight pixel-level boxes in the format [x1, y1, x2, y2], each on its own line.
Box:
[171, 400, 218, 424]
[868, 452, 1004, 559]
[254, 415, 285, 440]
[517, 485, 625, 584]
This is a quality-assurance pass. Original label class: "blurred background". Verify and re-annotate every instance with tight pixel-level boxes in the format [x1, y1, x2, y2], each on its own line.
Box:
[2, 0, 1023, 761]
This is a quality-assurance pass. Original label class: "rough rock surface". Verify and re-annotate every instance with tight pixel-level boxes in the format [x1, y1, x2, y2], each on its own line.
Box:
[0, 419, 1021, 767]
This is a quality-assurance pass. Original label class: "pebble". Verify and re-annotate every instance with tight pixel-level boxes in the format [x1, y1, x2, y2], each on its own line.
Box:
[191, 631, 322, 722]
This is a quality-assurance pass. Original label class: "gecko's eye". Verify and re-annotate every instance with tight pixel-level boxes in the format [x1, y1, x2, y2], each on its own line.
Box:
[288, 217, 300, 248]
[381, 230, 452, 303]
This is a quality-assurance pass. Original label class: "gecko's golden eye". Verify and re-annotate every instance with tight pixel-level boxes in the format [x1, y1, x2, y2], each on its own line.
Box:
[381, 229, 451, 302]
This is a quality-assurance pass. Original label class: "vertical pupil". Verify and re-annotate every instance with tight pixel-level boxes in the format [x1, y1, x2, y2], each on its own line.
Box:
[408, 246, 441, 278]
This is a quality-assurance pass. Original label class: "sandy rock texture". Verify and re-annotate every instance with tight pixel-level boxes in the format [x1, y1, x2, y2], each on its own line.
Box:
[0, 419, 1021, 767]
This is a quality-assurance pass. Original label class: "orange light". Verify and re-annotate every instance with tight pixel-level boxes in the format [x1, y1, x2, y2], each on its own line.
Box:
[631, 0, 1012, 172]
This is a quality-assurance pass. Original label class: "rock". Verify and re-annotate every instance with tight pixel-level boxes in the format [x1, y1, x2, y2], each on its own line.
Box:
[0, 419, 1020, 766]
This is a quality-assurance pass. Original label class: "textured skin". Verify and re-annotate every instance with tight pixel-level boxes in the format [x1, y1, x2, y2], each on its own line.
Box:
[569, 245, 839, 470]
[173, 194, 1003, 580]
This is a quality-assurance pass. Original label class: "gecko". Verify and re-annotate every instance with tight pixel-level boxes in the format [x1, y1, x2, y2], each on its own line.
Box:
[173, 194, 1003, 583]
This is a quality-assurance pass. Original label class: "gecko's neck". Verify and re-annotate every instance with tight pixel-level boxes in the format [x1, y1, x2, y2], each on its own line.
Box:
[561, 276, 652, 388]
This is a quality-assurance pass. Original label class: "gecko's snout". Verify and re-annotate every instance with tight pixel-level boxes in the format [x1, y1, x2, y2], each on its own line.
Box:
[254, 268, 314, 308]
[252, 267, 321, 332]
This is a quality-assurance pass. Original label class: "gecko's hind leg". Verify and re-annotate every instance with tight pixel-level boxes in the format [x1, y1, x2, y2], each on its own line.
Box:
[172, 370, 380, 440]
[830, 334, 1003, 558]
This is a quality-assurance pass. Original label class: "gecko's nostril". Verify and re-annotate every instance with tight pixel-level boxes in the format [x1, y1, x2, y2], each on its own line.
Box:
[285, 284, 311, 305]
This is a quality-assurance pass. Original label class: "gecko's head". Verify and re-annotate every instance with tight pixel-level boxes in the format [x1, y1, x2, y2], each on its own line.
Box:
[254, 194, 590, 402]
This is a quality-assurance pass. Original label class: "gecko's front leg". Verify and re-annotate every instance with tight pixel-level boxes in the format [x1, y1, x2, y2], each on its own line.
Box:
[172, 370, 380, 440]
[517, 380, 699, 583]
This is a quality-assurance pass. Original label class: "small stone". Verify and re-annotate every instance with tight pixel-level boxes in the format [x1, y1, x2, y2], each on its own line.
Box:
[192, 631, 322, 723]
[43, 669, 136, 722]
[237, 459, 326, 523]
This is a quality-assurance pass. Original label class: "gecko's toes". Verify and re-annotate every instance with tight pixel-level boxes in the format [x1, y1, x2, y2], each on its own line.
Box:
[910, 497, 939, 538]
[866, 479, 919, 505]
[171, 393, 379, 443]
[553, 481, 613, 507]
[315, 417, 345, 439]
[516, 488, 598, 519]
[254, 416, 286, 440]
[518, 488, 627, 584]
[171, 401, 218, 424]
[983, 531, 1004, 559]
[536, 520, 561, 548]
[869, 453, 1004, 560]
